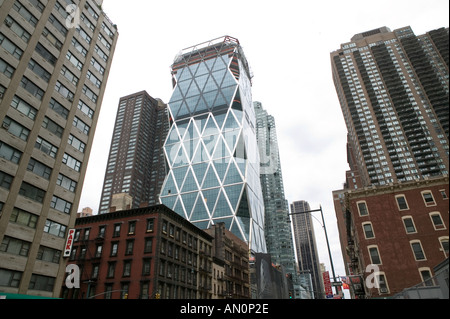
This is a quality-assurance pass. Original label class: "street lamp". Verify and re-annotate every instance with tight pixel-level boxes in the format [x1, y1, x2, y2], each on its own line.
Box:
[289, 205, 340, 296]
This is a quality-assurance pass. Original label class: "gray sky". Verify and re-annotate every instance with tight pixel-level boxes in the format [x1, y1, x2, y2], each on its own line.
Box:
[79, 0, 449, 286]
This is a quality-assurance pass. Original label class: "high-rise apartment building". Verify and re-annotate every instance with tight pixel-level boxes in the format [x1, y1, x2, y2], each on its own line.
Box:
[98, 91, 169, 214]
[331, 26, 448, 187]
[0, 0, 117, 297]
[254, 101, 298, 293]
[290, 200, 325, 299]
[159, 36, 266, 253]
[331, 26, 449, 298]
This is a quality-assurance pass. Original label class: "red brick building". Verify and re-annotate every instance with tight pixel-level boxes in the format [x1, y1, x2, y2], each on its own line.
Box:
[61, 205, 213, 299]
[334, 176, 449, 298]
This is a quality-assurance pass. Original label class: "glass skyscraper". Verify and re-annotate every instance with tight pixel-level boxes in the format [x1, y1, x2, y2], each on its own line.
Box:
[159, 36, 266, 253]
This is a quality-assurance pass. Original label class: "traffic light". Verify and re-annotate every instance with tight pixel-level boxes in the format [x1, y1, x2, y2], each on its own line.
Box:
[155, 293, 160, 299]
[289, 291, 293, 299]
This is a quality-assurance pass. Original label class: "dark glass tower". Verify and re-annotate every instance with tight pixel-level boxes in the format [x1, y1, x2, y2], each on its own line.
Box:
[159, 36, 266, 253]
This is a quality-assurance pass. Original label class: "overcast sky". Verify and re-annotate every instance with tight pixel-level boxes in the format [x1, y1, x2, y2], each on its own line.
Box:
[79, 0, 449, 284]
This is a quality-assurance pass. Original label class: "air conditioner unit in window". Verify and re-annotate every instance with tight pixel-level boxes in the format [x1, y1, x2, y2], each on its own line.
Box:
[379, 288, 388, 294]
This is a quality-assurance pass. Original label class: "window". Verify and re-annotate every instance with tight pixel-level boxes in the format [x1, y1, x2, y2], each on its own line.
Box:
[50, 196, 72, 214]
[439, 237, 449, 258]
[37, 246, 61, 263]
[125, 240, 134, 255]
[368, 246, 382, 264]
[357, 201, 369, 216]
[113, 224, 121, 237]
[377, 273, 389, 294]
[62, 153, 81, 171]
[395, 195, 409, 210]
[107, 262, 116, 278]
[27, 158, 52, 180]
[56, 174, 77, 192]
[0, 236, 30, 256]
[44, 220, 67, 238]
[35, 42, 56, 65]
[144, 238, 153, 253]
[0, 141, 22, 164]
[146, 219, 154, 232]
[49, 98, 69, 119]
[19, 182, 45, 203]
[123, 260, 131, 277]
[422, 191, 436, 206]
[28, 274, 55, 292]
[430, 212, 446, 230]
[35, 137, 58, 158]
[110, 242, 118, 257]
[362, 222, 375, 239]
[95, 244, 103, 258]
[402, 216, 417, 234]
[419, 268, 434, 286]
[28, 59, 51, 82]
[20, 77, 44, 100]
[128, 221, 136, 235]
[410, 241, 426, 261]
[9, 207, 38, 229]
[440, 190, 448, 200]
[0, 33, 24, 60]
[11, 96, 37, 120]
[3, 117, 30, 141]
[42, 117, 64, 138]
[68, 134, 86, 153]
[0, 269, 22, 288]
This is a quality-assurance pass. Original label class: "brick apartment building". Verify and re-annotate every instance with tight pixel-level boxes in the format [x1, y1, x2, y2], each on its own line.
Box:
[334, 176, 449, 298]
[62, 204, 250, 299]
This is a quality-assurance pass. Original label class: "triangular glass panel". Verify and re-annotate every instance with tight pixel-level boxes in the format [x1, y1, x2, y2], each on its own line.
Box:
[192, 162, 209, 183]
[194, 114, 209, 135]
[181, 168, 198, 193]
[169, 86, 183, 104]
[231, 221, 246, 242]
[192, 220, 210, 230]
[223, 111, 239, 132]
[175, 119, 190, 139]
[236, 158, 246, 178]
[172, 144, 189, 168]
[196, 62, 209, 77]
[181, 192, 198, 217]
[192, 141, 209, 164]
[185, 95, 200, 114]
[168, 100, 182, 120]
[178, 80, 191, 97]
[212, 136, 230, 160]
[213, 111, 227, 131]
[184, 120, 199, 141]
[173, 196, 186, 218]
[234, 132, 247, 160]
[212, 190, 232, 218]
[222, 71, 237, 88]
[188, 63, 199, 77]
[212, 56, 227, 71]
[203, 135, 218, 158]
[203, 77, 218, 94]
[172, 166, 189, 190]
[203, 91, 218, 108]
[213, 92, 227, 108]
[176, 101, 191, 119]
[224, 183, 244, 211]
[224, 161, 243, 185]
[223, 129, 240, 153]
[212, 69, 226, 88]
[165, 124, 181, 145]
[161, 171, 177, 196]
[195, 96, 208, 114]
[203, 115, 219, 137]
[187, 81, 200, 97]
[190, 195, 210, 221]
[236, 188, 250, 218]
[165, 142, 181, 166]
[201, 188, 220, 213]
[202, 165, 220, 189]
[205, 58, 216, 72]
[213, 158, 230, 183]
[184, 138, 199, 162]
[160, 195, 177, 210]
[221, 85, 237, 106]
[195, 73, 209, 93]
[231, 109, 243, 124]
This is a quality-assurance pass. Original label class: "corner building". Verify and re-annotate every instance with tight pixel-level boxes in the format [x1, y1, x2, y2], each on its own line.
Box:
[0, 0, 117, 297]
[159, 36, 266, 254]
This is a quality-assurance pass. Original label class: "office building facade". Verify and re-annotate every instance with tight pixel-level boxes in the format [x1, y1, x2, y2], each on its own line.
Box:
[331, 26, 449, 298]
[98, 91, 169, 214]
[290, 200, 325, 299]
[0, 0, 117, 297]
[159, 36, 266, 253]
